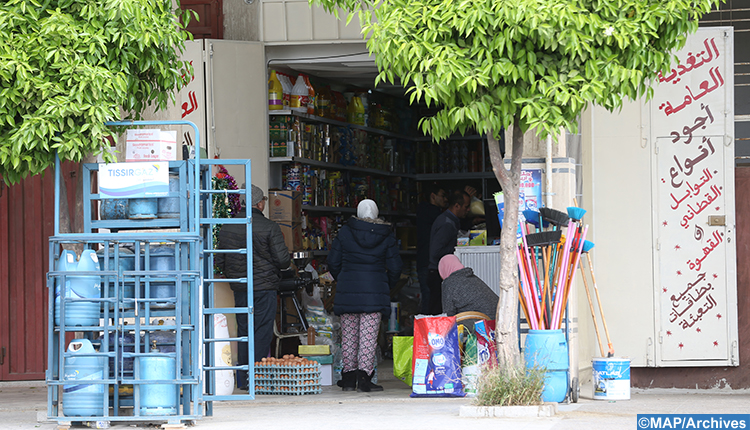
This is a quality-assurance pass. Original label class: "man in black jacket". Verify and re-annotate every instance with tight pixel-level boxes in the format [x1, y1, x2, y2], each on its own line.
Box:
[427, 189, 470, 314]
[216, 184, 291, 390]
[415, 183, 447, 314]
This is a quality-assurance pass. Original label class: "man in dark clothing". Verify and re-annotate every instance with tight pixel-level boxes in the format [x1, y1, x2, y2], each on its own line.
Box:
[216, 184, 291, 390]
[427, 189, 470, 314]
[415, 183, 447, 314]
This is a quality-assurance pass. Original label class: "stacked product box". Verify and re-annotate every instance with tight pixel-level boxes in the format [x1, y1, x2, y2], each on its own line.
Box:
[268, 190, 302, 251]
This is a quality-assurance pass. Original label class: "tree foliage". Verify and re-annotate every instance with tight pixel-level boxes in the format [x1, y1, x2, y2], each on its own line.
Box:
[316, 0, 719, 140]
[0, 0, 194, 185]
[313, 0, 721, 367]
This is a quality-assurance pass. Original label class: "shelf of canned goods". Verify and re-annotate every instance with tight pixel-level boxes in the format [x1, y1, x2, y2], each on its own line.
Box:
[45, 120, 255, 427]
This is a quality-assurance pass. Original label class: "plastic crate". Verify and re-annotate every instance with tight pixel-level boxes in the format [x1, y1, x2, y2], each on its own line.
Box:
[254, 362, 322, 395]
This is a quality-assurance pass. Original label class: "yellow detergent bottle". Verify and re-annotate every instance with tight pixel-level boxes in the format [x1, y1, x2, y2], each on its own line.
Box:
[268, 70, 283, 111]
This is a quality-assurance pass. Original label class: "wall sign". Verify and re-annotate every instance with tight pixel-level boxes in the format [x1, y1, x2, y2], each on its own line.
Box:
[98, 162, 169, 199]
[651, 28, 737, 364]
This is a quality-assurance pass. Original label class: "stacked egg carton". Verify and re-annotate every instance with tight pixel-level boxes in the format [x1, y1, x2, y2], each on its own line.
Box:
[254, 355, 322, 395]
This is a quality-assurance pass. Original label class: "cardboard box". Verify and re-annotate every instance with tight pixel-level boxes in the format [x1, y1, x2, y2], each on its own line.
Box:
[269, 190, 302, 221]
[298, 345, 331, 355]
[469, 230, 487, 246]
[278, 221, 302, 251]
[125, 129, 177, 162]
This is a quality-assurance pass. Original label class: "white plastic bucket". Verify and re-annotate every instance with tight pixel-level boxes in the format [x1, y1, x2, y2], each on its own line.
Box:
[592, 357, 630, 400]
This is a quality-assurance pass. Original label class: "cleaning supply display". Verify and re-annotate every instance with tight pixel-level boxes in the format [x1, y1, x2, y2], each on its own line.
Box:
[515, 206, 588, 330]
[410, 315, 465, 397]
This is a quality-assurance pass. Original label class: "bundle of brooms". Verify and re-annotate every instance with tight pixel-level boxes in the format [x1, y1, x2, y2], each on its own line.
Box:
[516, 207, 588, 331]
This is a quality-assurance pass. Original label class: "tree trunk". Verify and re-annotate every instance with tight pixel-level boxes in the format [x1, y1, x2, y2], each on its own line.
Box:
[487, 117, 525, 369]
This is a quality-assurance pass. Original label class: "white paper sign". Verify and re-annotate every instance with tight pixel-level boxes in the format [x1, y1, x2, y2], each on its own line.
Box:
[98, 162, 169, 199]
[126, 129, 177, 162]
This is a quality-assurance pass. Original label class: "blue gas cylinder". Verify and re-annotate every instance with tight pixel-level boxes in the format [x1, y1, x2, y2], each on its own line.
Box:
[97, 330, 136, 379]
[54, 250, 78, 327]
[157, 174, 180, 219]
[97, 246, 135, 304]
[63, 339, 105, 417]
[143, 245, 176, 309]
[138, 342, 177, 416]
[100, 199, 129, 220]
[128, 198, 158, 219]
[55, 250, 101, 327]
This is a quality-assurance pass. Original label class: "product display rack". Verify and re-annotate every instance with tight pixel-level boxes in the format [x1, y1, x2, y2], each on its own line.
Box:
[45, 120, 255, 428]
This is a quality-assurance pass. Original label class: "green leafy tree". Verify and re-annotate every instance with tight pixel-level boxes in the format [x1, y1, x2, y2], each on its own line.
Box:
[312, 0, 721, 367]
[0, 0, 194, 185]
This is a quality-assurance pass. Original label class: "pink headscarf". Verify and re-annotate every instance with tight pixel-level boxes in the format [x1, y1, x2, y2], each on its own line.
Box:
[439, 254, 465, 280]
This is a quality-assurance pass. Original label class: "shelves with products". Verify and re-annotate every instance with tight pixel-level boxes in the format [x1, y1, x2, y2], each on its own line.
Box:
[270, 110, 418, 141]
[269, 156, 414, 179]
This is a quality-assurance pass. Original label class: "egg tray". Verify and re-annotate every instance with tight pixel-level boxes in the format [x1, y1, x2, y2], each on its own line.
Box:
[254, 362, 321, 377]
[254, 384, 322, 396]
[253, 363, 322, 395]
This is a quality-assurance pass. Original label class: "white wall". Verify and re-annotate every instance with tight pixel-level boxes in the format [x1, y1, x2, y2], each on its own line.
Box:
[581, 101, 656, 367]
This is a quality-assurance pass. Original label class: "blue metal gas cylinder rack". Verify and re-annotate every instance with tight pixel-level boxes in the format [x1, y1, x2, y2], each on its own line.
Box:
[45, 120, 255, 428]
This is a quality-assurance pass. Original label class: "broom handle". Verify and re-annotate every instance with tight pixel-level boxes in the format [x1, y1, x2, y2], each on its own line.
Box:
[539, 246, 551, 329]
[516, 245, 538, 329]
[580, 258, 605, 357]
[557, 225, 588, 330]
[587, 252, 614, 356]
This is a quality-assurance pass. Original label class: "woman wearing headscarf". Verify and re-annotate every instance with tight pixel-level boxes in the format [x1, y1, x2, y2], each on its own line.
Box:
[328, 199, 403, 392]
[439, 254, 499, 318]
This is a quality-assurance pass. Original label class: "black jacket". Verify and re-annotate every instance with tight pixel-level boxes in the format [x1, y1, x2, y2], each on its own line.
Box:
[328, 217, 403, 316]
[441, 267, 499, 318]
[215, 208, 291, 291]
[428, 209, 460, 270]
[416, 202, 443, 270]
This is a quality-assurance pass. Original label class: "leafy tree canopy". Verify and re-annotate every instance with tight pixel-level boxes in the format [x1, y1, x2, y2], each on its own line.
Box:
[314, 0, 720, 141]
[0, 0, 194, 184]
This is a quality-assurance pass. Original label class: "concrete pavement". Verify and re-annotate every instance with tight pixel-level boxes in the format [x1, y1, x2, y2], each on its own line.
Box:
[2, 365, 749, 430]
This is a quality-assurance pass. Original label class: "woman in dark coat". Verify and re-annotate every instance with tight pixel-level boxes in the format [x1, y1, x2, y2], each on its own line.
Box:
[328, 199, 403, 392]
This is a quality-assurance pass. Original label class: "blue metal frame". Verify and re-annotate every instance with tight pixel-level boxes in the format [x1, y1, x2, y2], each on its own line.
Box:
[46, 120, 255, 425]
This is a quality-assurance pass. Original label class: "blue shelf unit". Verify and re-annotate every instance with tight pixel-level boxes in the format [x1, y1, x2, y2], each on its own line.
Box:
[45, 120, 255, 427]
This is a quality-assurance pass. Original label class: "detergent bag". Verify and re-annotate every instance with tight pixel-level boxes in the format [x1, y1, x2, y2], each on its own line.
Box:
[410, 315, 465, 397]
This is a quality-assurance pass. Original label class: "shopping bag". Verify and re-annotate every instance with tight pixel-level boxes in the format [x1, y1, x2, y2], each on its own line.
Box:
[392, 336, 413, 387]
[410, 315, 465, 397]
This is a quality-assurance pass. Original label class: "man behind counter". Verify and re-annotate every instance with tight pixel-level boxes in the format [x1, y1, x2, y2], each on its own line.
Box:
[427, 188, 471, 314]
[416, 183, 447, 314]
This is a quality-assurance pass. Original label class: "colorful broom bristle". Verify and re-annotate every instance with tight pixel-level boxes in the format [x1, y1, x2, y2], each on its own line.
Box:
[525, 230, 563, 247]
[582, 240, 595, 253]
[539, 207, 570, 227]
[567, 206, 587, 222]
[523, 209, 540, 227]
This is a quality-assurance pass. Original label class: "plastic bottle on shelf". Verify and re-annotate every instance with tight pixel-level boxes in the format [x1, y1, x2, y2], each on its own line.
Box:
[268, 70, 283, 111]
[352, 95, 365, 125]
[303, 75, 316, 115]
[278, 73, 293, 110]
[317, 86, 331, 118]
[290, 74, 309, 113]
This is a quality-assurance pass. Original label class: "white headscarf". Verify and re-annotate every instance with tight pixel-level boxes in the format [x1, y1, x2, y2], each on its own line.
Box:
[357, 199, 379, 219]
